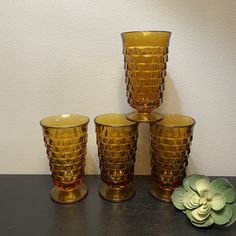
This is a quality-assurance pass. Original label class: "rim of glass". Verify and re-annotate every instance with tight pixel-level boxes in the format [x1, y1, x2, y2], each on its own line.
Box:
[154, 114, 196, 128]
[121, 30, 172, 36]
[94, 113, 137, 127]
[40, 114, 89, 129]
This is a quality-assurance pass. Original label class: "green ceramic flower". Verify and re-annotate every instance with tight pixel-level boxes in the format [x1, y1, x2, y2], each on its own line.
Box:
[171, 174, 236, 227]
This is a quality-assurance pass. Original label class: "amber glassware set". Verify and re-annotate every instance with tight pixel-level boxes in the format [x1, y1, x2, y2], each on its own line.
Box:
[40, 31, 196, 204]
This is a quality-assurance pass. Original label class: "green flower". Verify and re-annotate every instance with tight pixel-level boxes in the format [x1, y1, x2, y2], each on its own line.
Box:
[171, 174, 236, 227]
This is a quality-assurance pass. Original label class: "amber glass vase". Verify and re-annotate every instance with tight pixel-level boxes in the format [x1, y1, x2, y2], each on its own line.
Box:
[40, 114, 89, 204]
[94, 113, 138, 202]
[121, 31, 171, 122]
[149, 114, 195, 202]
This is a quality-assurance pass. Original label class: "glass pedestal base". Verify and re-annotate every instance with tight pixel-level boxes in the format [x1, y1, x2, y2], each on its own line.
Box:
[51, 183, 88, 204]
[99, 183, 135, 202]
[149, 182, 174, 202]
[126, 112, 163, 123]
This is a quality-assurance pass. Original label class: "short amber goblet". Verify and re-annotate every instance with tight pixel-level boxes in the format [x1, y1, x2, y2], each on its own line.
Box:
[94, 113, 138, 202]
[149, 114, 195, 202]
[40, 114, 89, 204]
[121, 31, 171, 122]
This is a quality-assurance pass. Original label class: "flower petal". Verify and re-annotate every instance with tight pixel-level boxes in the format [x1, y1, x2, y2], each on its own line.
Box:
[185, 209, 214, 227]
[192, 217, 214, 228]
[211, 193, 226, 211]
[185, 209, 205, 223]
[225, 203, 236, 226]
[195, 179, 211, 197]
[198, 203, 211, 215]
[211, 204, 233, 225]
[171, 187, 187, 210]
[183, 192, 200, 210]
[192, 204, 211, 222]
[183, 174, 210, 192]
[211, 178, 235, 203]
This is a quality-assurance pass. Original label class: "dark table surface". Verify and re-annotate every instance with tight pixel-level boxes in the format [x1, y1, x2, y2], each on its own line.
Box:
[0, 175, 235, 236]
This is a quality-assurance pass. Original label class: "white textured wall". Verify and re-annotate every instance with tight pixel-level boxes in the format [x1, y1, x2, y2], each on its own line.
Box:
[0, 0, 236, 175]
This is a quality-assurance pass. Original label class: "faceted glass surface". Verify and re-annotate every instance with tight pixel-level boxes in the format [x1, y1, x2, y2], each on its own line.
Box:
[40, 114, 89, 204]
[94, 113, 138, 202]
[121, 31, 171, 122]
[149, 114, 195, 202]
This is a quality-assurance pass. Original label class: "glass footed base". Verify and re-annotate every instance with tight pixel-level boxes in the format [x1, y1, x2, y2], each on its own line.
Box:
[51, 183, 88, 204]
[99, 183, 135, 202]
[126, 112, 163, 123]
[149, 181, 174, 202]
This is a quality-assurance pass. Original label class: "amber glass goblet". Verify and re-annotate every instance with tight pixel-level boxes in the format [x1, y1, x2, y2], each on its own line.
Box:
[40, 114, 89, 204]
[94, 113, 138, 202]
[149, 114, 195, 202]
[121, 31, 171, 122]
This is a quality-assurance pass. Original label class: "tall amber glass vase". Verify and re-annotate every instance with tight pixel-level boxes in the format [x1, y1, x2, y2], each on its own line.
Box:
[149, 114, 195, 202]
[40, 114, 89, 204]
[121, 31, 171, 122]
[94, 113, 138, 202]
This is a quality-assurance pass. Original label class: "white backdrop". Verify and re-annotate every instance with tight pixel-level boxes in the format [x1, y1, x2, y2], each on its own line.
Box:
[0, 0, 235, 175]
